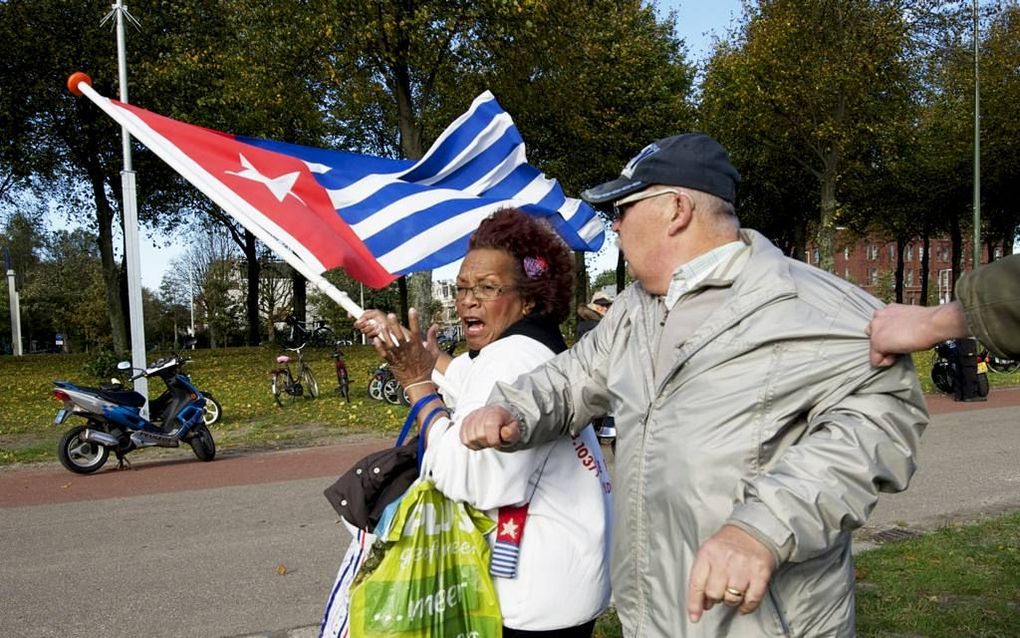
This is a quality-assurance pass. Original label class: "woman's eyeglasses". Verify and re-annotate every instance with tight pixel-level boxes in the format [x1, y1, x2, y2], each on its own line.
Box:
[455, 283, 514, 301]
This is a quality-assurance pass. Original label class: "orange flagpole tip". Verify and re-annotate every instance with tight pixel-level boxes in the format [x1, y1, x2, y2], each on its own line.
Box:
[67, 72, 92, 96]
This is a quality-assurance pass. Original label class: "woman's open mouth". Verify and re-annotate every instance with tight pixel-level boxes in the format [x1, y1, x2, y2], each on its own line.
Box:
[463, 317, 485, 338]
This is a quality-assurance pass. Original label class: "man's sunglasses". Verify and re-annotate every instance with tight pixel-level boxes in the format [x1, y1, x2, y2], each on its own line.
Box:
[611, 188, 683, 220]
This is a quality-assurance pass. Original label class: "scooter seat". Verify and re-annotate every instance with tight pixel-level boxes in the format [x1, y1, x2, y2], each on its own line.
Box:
[98, 389, 147, 408]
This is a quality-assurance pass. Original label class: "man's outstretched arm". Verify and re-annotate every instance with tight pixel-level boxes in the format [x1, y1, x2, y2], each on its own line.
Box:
[867, 301, 968, 367]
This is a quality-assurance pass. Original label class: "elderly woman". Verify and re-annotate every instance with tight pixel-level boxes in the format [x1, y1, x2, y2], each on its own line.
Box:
[355, 208, 611, 637]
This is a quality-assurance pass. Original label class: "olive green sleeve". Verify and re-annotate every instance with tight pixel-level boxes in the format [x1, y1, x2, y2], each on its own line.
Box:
[955, 254, 1020, 360]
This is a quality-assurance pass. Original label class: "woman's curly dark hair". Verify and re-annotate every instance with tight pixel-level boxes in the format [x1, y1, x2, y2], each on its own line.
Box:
[468, 208, 574, 323]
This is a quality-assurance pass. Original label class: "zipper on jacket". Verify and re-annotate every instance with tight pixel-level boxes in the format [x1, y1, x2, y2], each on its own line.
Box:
[633, 403, 655, 635]
[767, 585, 792, 636]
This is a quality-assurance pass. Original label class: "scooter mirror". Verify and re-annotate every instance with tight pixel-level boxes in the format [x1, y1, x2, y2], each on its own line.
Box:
[116, 361, 132, 370]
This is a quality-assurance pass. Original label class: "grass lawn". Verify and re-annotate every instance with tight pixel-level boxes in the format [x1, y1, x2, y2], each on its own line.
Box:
[856, 510, 1020, 637]
[0, 343, 412, 465]
[3, 345, 1016, 466]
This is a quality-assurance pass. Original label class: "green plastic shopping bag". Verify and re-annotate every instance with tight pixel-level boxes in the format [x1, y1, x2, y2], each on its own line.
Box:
[348, 478, 502, 637]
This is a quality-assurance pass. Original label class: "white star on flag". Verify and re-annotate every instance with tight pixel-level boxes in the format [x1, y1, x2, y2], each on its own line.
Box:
[225, 153, 306, 205]
[500, 518, 520, 540]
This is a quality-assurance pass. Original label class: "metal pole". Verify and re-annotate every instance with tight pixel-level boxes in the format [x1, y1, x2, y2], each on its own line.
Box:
[360, 283, 366, 345]
[972, 0, 982, 269]
[111, 0, 148, 411]
[6, 269, 22, 356]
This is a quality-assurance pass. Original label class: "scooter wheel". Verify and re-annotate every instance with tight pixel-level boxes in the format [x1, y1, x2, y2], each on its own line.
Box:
[201, 393, 223, 426]
[57, 425, 110, 474]
[188, 425, 216, 462]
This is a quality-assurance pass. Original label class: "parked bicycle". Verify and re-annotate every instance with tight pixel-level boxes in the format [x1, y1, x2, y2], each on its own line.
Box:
[271, 344, 319, 406]
[368, 362, 393, 401]
[985, 352, 1020, 374]
[331, 341, 350, 402]
[367, 362, 408, 405]
[284, 314, 336, 348]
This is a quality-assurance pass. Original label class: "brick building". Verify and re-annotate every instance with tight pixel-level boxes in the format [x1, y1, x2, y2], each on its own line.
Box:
[804, 232, 1000, 305]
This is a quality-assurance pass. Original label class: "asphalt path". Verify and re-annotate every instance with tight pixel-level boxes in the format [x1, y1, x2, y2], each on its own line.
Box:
[2, 389, 1019, 637]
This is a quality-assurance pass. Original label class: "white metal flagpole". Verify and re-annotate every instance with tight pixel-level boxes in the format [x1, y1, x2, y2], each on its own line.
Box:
[102, 1, 148, 411]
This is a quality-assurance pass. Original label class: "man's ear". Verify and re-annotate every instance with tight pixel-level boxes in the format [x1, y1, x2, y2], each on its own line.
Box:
[666, 192, 693, 236]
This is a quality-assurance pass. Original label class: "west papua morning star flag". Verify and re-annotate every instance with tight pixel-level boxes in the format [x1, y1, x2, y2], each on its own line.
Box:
[67, 72, 604, 294]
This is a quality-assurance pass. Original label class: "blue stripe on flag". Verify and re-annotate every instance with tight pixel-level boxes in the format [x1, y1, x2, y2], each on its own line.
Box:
[399, 99, 511, 183]
[425, 128, 522, 192]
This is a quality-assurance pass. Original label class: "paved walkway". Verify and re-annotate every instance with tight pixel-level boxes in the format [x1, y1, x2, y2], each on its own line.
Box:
[2, 388, 1018, 637]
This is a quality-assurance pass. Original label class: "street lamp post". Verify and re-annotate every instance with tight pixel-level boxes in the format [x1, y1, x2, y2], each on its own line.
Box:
[972, 0, 982, 269]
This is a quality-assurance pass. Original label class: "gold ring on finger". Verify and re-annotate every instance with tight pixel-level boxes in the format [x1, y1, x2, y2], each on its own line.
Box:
[725, 587, 745, 598]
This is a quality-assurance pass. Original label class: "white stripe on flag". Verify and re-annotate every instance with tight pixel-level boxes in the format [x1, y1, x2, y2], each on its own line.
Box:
[345, 144, 529, 240]
[376, 202, 508, 272]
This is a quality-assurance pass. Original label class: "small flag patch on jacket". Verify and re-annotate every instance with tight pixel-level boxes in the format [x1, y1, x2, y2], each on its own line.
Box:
[491, 503, 529, 578]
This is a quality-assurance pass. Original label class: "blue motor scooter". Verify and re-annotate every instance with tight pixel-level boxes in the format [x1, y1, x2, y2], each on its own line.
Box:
[52, 358, 214, 474]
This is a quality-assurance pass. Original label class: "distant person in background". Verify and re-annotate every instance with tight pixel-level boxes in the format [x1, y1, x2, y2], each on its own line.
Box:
[868, 254, 1020, 365]
[591, 290, 614, 316]
[576, 291, 613, 341]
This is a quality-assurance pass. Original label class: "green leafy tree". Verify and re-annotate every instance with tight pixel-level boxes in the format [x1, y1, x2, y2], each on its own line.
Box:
[471, 0, 696, 300]
[700, 0, 914, 270]
[978, 4, 1020, 258]
[131, 1, 333, 345]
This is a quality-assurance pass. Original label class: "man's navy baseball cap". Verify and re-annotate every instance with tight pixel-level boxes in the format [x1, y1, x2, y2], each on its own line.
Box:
[581, 133, 741, 205]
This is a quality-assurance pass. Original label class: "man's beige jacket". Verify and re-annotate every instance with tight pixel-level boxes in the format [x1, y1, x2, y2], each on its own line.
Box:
[492, 229, 928, 637]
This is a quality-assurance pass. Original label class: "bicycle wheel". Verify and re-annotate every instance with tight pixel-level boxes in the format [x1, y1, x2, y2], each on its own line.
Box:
[368, 375, 385, 401]
[272, 371, 297, 407]
[931, 359, 955, 394]
[301, 365, 319, 398]
[337, 368, 350, 402]
[383, 378, 403, 405]
[312, 327, 336, 348]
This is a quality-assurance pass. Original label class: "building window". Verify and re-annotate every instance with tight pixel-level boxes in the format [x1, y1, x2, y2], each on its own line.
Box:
[812, 249, 820, 264]
[888, 245, 897, 260]
[918, 246, 926, 261]
[905, 269, 914, 286]
[867, 245, 879, 261]
[937, 245, 950, 262]
[843, 246, 850, 260]
[844, 267, 851, 279]
[994, 246, 1003, 260]
[869, 268, 879, 285]
[905, 244, 913, 261]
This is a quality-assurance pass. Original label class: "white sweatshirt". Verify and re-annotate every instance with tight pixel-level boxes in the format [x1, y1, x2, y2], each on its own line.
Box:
[423, 334, 612, 631]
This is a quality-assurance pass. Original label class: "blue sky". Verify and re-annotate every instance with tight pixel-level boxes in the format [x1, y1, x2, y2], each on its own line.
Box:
[138, 1, 746, 289]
